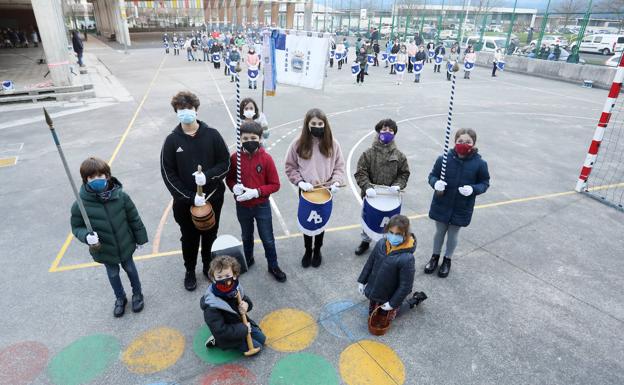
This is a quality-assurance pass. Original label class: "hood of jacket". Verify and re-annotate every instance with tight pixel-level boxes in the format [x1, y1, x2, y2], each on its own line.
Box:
[385, 233, 416, 255]
[203, 283, 245, 314]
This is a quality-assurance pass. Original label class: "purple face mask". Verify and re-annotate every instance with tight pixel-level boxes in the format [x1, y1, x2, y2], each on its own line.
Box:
[379, 131, 395, 144]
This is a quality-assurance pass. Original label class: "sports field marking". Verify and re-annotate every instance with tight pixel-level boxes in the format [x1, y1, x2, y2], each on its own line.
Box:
[49, 55, 167, 273]
[152, 198, 173, 254]
[0, 156, 18, 168]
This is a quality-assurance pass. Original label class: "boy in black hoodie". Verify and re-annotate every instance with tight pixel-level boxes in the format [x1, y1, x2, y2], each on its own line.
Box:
[200, 256, 265, 352]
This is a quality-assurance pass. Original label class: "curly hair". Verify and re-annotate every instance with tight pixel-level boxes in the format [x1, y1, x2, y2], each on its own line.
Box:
[208, 256, 241, 282]
[170, 91, 200, 112]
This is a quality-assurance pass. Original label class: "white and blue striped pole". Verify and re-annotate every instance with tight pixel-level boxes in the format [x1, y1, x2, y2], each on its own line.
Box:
[439, 63, 460, 188]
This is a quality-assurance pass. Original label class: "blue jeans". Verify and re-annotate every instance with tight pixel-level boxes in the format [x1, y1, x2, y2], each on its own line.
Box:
[187, 49, 195, 61]
[238, 325, 266, 352]
[104, 258, 142, 299]
[236, 201, 278, 268]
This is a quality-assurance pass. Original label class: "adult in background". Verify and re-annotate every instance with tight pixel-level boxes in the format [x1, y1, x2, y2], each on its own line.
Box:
[160, 91, 230, 291]
[414, 32, 424, 47]
[71, 30, 84, 67]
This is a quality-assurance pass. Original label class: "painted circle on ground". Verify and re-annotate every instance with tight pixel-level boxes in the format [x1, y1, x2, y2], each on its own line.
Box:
[122, 327, 185, 374]
[192, 325, 242, 364]
[339, 340, 405, 385]
[0, 341, 49, 385]
[269, 353, 339, 385]
[319, 300, 369, 341]
[47, 334, 120, 385]
[259, 308, 318, 352]
[200, 364, 257, 385]
[145, 382, 181, 385]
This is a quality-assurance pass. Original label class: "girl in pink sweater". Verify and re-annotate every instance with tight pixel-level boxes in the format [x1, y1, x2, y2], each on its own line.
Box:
[285, 108, 345, 268]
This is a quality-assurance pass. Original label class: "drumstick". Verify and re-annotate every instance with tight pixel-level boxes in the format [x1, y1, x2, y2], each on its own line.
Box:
[309, 184, 346, 192]
[236, 290, 261, 357]
[371, 184, 405, 194]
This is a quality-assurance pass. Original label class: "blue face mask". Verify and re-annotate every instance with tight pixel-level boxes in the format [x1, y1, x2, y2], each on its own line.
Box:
[386, 233, 404, 246]
[88, 178, 107, 193]
[177, 109, 197, 125]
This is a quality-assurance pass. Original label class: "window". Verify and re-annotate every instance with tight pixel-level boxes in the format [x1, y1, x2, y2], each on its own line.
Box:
[617, 37, 624, 44]
[485, 41, 495, 49]
[582, 36, 593, 43]
[594, 36, 603, 43]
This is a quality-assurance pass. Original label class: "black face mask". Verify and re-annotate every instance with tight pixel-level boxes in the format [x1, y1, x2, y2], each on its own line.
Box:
[242, 140, 260, 153]
[310, 126, 325, 138]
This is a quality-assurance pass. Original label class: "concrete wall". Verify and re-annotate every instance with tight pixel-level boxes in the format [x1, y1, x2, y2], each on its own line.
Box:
[475, 52, 617, 89]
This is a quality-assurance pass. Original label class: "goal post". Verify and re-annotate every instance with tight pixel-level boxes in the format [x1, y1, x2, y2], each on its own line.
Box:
[575, 52, 624, 211]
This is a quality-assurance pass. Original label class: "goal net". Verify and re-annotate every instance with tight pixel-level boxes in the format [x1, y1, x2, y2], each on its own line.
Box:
[576, 53, 624, 211]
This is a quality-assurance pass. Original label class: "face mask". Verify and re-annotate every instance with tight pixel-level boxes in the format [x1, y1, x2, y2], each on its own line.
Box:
[379, 131, 395, 144]
[214, 277, 238, 296]
[243, 110, 255, 119]
[386, 233, 404, 247]
[88, 178, 107, 193]
[310, 126, 325, 138]
[242, 140, 260, 153]
[455, 143, 474, 156]
[177, 109, 196, 125]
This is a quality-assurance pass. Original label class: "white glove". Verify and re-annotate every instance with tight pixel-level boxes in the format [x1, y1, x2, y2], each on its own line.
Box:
[434, 180, 447, 192]
[136, 244, 145, 250]
[298, 181, 313, 192]
[358, 283, 365, 295]
[86, 232, 99, 245]
[365, 188, 376, 198]
[193, 170, 206, 186]
[381, 302, 393, 311]
[390, 185, 401, 193]
[330, 182, 340, 194]
[236, 188, 260, 202]
[233, 183, 245, 196]
[194, 193, 206, 206]
[458, 185, 473, 196]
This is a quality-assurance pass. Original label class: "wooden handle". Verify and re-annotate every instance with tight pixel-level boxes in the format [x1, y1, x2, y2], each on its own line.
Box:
[196, 165, 203, 195]
[236, 291, 257, 354]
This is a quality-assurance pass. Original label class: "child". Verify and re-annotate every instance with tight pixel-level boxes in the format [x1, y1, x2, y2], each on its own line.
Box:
[354, 119, 410, 256]
[225, 121, 287, 282]
[200, 256, 266, 352]
[70, 157, 148, 318]
[246, 47, 260, 89]
[240, 97, 269, 140]
[285, 108, 345, 268]
[425, 128, 490, 277]
[357, 215, 427, 326]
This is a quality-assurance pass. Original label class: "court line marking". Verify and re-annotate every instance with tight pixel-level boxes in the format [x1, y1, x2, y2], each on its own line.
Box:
[49, 55, 167, 273]
[152, 198, 173, 254]
[48, 181, 624, 273]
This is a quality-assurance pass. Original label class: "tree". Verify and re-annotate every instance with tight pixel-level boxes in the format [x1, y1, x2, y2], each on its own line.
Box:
[554, 0, 585, 30]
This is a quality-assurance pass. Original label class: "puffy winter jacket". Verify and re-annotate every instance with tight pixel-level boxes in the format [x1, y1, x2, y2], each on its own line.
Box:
[70, 178, 148, 265]
[354, 137, 410, 197]
[358, 235, 416, 309]
[428, 149, 490, 227]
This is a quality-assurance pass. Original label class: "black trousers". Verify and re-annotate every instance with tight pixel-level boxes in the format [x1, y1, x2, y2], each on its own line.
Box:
[373, 54, 379, 66]
[172, 193, 224, 273]
[408, 61, 413, 72]
[492, 62, 497, 76]
[304, 231, 324, 250]
[356, 70, 365, 83]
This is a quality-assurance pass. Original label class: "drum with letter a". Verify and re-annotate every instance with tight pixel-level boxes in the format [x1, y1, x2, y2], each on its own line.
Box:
[298, 189, 333, 236]
[361, 189, 402, 241]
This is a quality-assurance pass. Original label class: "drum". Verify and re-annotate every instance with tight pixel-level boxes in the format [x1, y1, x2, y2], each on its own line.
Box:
[212, 53, 221, 63]
[413, 61, 424, 74]
[361, 190, 402, 241]
[367, 54, 375, 64]
[329, 50, 335, 59]
[464, 61, 475, 71]
[248, 65, 259, 80]
[496, 61, 505, 71]
[394, 63, 406, 74]
[228, 60, 238, 73]
[297, 189, 333, 236]
[351, 63, 361, 76]
[334, 51, 344, 61]
[190, 202, 215, 231]
[434, 54, 443, 64]
[380, 52, 388, 62]
[428, 50, 435, 59]
[388, 54, 397, 64]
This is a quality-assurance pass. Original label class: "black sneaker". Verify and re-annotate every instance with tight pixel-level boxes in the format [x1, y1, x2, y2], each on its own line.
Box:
[184, 271, 197, 291]
[131, 293, 144, 313]
[354, 241, 370, 256]
[311, 247, 322, 268]
[407, 291, 428, 309]
[269, 266, 287, 282]
[301, 249, 312, 268]
[205, 335, 216, 349]
[113, 297, 127, 318]
[438, 257, 451, 278]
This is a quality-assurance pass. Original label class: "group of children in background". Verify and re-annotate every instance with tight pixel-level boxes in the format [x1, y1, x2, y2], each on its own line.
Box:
[70, 90, 489, 356]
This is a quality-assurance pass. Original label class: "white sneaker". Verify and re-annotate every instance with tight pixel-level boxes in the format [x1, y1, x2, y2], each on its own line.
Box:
[205, 335, 216, 348]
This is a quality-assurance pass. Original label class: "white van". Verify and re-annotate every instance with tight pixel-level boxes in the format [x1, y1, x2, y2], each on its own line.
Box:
[462, 36, 507, 52]
[574, 34, 624, 55]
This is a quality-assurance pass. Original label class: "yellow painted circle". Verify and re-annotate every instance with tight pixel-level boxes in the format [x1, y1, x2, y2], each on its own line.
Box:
[339, 340, 405, 385]
[259, 308, 318, 352]
[121, 327, 185, 374]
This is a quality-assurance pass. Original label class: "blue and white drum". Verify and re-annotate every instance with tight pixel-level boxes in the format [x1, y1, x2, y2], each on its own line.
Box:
[361, 189, 402, 241]
[413, 60, 424, 74]
[464, 61, 475, 71]
[351, 63, 361, 76]
[329, 50, 335, 59]
[367, 54, 375, 64]
[496, 61, 505, 71]
[228, 60, 238, 73]
[428, 50, 435, 59]
[248, 65, 259, 80]
[435, 54, 443, 64]
[447, 61, 456, 74]
[212, 53, 221, 63]
[388, 54, 397, 64]
[334, 51, 344, 61]
[298, 189, 333, 236]
[380, 52, 389, 62]
[394, 63, 406, 73]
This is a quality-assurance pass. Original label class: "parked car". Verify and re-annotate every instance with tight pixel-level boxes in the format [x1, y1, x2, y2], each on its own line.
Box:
[570, 34, 624, 55]
[605, 52, 623, 67]
[439, 29, 457, 39]
[530, 36, 569, 48]
[461, 35, 508, 52]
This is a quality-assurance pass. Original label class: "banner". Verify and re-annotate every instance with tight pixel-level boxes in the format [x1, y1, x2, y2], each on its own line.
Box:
[263, 30, 277, 96]
[273, 32, 329, 90]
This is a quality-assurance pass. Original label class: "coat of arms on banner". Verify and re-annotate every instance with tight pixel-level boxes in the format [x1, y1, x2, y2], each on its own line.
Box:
[292, 50, 305, 73]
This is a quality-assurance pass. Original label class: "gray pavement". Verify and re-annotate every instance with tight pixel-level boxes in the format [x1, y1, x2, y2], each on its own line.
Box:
[0, 39, 623, 385]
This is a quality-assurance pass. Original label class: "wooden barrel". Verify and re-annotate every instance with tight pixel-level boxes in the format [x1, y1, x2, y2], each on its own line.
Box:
[190, 202, 215, 231]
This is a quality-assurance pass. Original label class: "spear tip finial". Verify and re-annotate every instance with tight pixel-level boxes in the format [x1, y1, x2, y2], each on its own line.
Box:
[43, 108, 53, 127]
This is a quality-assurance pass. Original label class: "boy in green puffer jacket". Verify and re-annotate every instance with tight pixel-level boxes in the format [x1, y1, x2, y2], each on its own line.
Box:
[70, 157, 148, 318]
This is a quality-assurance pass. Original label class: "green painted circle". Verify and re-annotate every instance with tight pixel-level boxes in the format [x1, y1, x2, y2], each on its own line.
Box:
[192, 325, 242, 364]
[269, 353, 339, 385]
[47, 334, 120, 385]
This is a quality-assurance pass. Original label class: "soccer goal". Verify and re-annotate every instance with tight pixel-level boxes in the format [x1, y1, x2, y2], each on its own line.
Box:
[575, 53, 624, 211]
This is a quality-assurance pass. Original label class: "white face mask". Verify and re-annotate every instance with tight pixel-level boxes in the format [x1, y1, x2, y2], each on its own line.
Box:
[243, 110, 255, 119]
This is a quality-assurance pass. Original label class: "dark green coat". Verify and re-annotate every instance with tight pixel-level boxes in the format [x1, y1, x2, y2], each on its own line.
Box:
[70, 178, 148, 265]
[354, 138, 410, 197]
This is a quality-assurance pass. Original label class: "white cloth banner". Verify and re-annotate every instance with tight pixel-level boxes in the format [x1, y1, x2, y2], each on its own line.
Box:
[275, 33, 329, 90]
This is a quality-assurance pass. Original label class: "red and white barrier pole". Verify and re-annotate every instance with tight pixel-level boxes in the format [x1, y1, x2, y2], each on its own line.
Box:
[575, 52, 624, 192]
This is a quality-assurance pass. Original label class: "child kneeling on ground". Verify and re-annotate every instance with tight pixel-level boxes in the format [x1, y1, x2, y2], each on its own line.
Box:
[200, 256, 266, 353]
[357, 215, 427, 326]
[70, 157, 148, 318]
